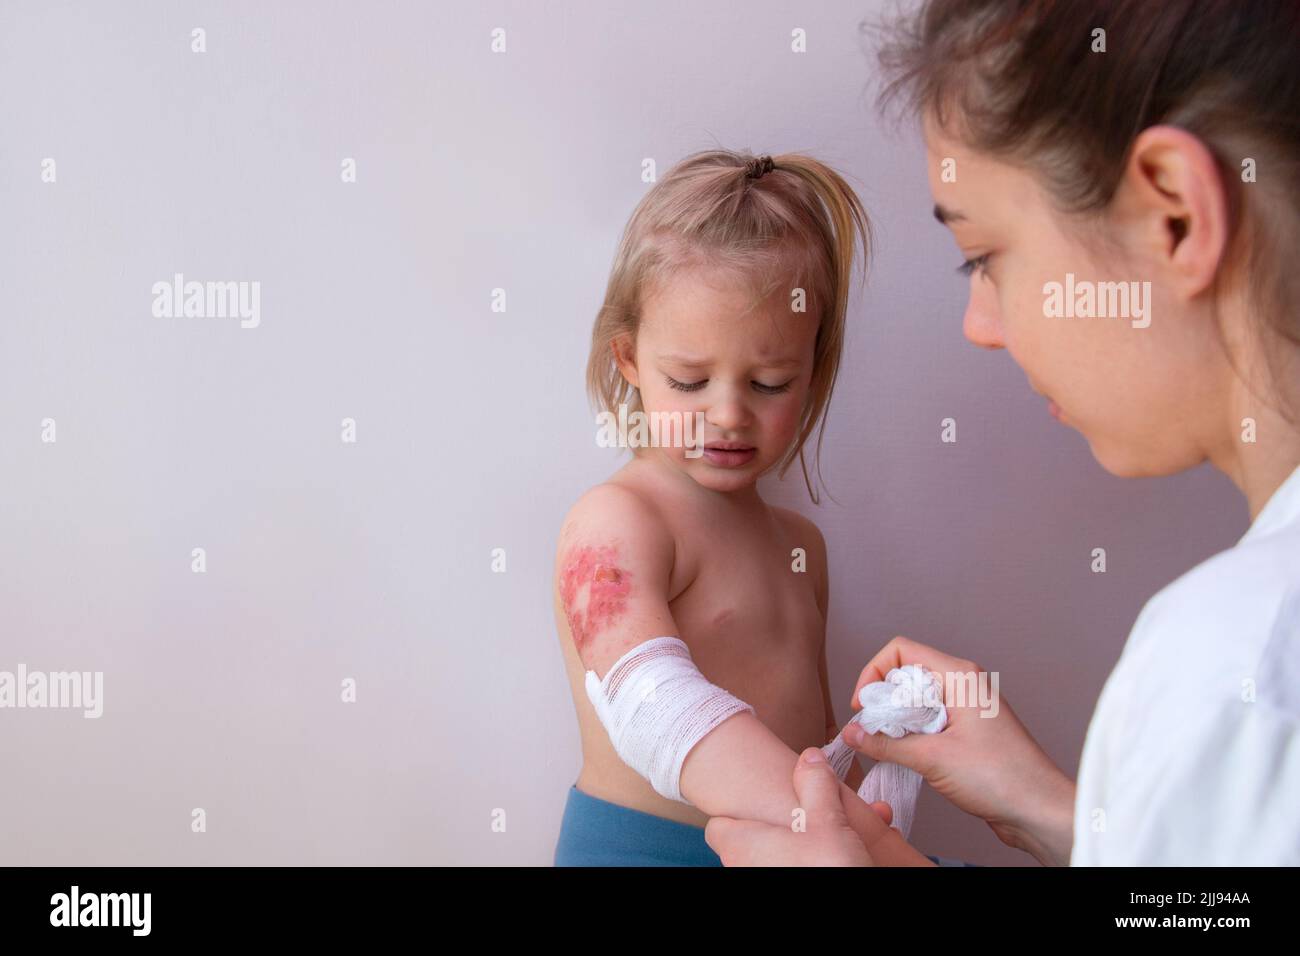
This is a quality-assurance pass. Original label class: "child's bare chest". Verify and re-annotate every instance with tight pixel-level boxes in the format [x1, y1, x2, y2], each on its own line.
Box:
[667, 520, 828, 748]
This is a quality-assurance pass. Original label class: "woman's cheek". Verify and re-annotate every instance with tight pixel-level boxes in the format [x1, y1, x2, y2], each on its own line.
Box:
[1000, 282, 1045, 364]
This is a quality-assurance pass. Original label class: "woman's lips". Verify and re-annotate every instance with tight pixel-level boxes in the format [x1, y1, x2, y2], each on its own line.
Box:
[702, 445, 756, 468]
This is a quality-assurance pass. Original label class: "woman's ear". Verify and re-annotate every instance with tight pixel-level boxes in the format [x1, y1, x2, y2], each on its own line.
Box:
[610, 334, 640, 390]
[1116, 125, 1230, 299]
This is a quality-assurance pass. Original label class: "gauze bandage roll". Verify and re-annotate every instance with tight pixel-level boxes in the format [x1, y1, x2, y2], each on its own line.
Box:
[584, 637, 755, 804]
[822, 664, 947, 841]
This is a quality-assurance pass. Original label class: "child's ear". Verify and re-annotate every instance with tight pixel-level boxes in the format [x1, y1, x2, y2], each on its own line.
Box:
[611, 335, 640, 390]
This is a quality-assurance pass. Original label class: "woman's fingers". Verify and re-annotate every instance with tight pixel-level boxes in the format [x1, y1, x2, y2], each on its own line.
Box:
[842, 720, 940, 774]
[849, 635, 981, 711]
[838, 778, 897, 841]
[705, 780, 928, 866]
[844, 799, 935, 866]
[862, 825, 936, 866]
[703, 816, 771, 866]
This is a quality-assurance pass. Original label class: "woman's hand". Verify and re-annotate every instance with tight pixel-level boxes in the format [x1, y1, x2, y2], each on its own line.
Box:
[705, 748, 935, 866]
[844, 636, 1077, 866]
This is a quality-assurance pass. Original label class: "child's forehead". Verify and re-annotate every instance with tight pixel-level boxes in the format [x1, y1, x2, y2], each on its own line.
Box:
[641, 273, 815, 358]
[646, 262, 799, 319]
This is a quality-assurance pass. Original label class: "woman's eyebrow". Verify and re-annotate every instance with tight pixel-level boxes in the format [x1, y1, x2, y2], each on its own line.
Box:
[933, 203, 966, 225]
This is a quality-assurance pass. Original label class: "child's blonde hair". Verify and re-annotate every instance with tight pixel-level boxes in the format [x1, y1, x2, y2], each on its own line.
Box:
[587, 149, 870, 502]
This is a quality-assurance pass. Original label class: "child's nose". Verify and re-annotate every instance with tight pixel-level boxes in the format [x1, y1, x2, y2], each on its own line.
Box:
[705, 390, 750, 431]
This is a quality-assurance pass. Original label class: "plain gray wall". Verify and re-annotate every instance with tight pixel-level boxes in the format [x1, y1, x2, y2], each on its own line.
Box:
[0, 0, 1244, 865]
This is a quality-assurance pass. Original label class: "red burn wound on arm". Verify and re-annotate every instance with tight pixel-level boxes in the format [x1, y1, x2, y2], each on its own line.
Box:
[559, 544, 632, 657]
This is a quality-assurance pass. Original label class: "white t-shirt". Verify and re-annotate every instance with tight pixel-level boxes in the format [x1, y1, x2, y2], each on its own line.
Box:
[1072, 463, 1300, 865]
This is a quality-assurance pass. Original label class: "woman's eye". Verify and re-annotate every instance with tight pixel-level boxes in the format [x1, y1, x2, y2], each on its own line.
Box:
[956, 253, 992, 279]
[752, 379, 793, 395]
[666, 376, 707, 392]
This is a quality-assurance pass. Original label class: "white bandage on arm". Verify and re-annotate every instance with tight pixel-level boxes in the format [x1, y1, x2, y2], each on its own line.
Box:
[584, 636, 756, 804]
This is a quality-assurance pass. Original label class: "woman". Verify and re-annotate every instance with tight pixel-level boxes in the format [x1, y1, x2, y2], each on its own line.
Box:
[706, 0, 1300, 865]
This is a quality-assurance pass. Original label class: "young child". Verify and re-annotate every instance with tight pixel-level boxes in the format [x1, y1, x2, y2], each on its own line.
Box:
[553, 150, 875, 866]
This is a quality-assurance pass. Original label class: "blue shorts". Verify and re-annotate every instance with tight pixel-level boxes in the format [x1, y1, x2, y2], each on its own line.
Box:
[553, 783, 977, 867]
[554, 784, 723, 867]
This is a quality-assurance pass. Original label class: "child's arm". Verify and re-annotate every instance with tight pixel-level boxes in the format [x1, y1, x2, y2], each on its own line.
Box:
[557, 485, 920, 864]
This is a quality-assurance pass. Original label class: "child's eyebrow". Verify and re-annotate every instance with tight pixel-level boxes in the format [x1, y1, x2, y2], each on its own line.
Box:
[658, 353, 803, 370]
[657, 353, 711, 368]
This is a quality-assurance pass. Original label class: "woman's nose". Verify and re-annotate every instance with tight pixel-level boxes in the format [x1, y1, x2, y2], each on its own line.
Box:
[962, 277, 1005, 350]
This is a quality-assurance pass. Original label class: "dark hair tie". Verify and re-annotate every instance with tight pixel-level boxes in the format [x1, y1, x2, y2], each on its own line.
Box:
[745, 154, 776, 179]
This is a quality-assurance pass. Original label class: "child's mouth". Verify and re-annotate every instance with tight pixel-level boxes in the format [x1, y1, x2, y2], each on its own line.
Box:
[702, 443, 756, 468]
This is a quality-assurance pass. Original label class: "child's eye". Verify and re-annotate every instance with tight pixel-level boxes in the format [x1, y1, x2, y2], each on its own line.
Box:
[752, 379, 793, 395]
[956, 254, 992, 279]
[666, 376, 707, 392]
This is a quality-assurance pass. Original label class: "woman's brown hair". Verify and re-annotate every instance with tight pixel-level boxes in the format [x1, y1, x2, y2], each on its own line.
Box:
[874, 0, 1300, 411]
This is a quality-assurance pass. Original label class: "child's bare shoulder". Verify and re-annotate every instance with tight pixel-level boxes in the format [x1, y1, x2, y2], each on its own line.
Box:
[557, 479, 672, 553]
[554, 477, 677, 599]
[770, 506, 829, 607]
[770, 505, 826, 555]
